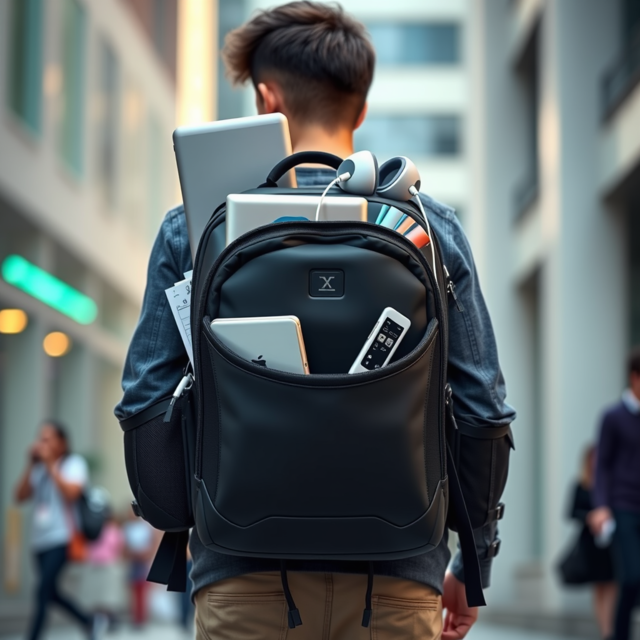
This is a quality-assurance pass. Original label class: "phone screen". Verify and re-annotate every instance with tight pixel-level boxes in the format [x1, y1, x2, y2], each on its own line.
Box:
[360, 318, 406, 370]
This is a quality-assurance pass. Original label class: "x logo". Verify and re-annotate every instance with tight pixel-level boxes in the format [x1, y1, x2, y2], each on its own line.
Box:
[319, 276, 335, 291]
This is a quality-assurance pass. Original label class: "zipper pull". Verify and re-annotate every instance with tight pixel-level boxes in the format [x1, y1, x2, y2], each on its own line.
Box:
[164, 373, 193, 423]
[445, 383, 459, 431]
[444, 265, 464, 312]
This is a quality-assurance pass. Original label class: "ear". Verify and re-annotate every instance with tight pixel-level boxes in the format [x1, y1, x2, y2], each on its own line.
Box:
[255, 81, 285, 115]
[353, 102, 368, 131]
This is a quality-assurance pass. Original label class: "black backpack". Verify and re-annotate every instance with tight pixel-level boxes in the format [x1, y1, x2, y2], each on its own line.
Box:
[77, 486, 110, 542]
[121, 152, 512, 624]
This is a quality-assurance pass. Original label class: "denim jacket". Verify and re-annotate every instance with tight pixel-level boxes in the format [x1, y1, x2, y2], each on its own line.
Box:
[115, 168, 515, 596]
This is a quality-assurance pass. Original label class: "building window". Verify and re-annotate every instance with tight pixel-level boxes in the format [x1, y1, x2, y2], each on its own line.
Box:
[59, 0, 86, 175]
[218, 0, 247, 119]
[96, 39, 119, 209]
[355, 115, 461, 159]
[602, 0, 640, 118]
[367, 23, 460, 65]
[623, 0, 640, 45]
[7, 0, 44, 134]
[520, 270, 544, 559]
[513, 21, 540, 218]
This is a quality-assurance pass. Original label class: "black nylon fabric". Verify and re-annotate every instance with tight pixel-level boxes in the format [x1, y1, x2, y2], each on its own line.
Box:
[186, 171, 489, 606]
[192, 220, 448, 560]
[218, 243, 427, 374]
[122, 396, 193, 531]
[202, 321, 437, 528]
[204, 228, 438, 326]
[457, 433, 512, 529]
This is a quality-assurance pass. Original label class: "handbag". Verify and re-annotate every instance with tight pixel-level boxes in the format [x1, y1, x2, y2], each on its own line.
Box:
[558, 525, 612, 584]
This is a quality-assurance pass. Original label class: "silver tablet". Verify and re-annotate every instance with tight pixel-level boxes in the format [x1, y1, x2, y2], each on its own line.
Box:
[173, 114, 295, 257]
[226, 194, 368, 245]
[210, 316, 310, 375]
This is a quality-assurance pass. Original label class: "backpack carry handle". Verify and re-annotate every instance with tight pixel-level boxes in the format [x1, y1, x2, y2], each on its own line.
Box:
[263, 151, 343, 187]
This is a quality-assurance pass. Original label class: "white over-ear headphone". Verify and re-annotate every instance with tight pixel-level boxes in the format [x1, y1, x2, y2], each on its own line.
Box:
[333, 152, 420, 202]
[377, 156, 421, 201]
[336, 150, 379, 196]
[325, 151, 438, 289]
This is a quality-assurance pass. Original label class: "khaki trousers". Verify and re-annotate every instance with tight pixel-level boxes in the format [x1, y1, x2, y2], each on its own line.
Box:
[194, 571, 442, 640]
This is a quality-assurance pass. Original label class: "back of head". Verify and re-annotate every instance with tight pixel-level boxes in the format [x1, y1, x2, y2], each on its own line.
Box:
[222, 1, 375, 130]
[628, 346, 640, 378]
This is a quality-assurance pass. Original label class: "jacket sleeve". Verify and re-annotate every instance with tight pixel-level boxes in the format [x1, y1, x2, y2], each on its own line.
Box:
[114, 208, 193, 421]
[426, 199, 516, 589]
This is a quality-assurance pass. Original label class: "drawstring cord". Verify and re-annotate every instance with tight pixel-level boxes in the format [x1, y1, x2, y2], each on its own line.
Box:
[280, 560, 303, 628]
[279, 559, 373, 628]
[362, 561, 374, 627]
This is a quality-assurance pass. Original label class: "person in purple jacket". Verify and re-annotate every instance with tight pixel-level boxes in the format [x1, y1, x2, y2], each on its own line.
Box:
[590, 347, 640, 640]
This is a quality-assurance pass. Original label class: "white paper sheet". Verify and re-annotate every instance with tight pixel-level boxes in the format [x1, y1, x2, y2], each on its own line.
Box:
[165, 275, 193, 365]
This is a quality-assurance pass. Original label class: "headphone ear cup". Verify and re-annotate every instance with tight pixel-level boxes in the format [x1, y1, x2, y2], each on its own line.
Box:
[377, 156, 421, 201]
[337, 150, 379, 195]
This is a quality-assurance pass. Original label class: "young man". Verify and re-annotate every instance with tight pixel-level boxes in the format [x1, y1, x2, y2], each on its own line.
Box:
[115, 3, 515, 638]
[590, 348, 640, 640]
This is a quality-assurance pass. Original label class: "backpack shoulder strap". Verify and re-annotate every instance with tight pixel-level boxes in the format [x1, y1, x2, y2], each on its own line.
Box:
[446, 444, 486, 607]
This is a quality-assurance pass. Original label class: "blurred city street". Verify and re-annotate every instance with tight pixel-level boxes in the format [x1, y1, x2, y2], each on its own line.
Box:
[1, 0, 640, 639]
[0, 624, 190, 640]
[0, 622, 590, 640]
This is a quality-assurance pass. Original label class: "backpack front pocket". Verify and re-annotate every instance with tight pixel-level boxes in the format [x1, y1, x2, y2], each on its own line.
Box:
[194, 317, 445, 559]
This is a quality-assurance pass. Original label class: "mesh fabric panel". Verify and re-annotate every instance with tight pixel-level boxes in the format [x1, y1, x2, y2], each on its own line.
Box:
[134, 408, 190, 523]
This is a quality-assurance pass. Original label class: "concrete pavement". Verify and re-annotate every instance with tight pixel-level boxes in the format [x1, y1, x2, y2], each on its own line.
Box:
[0, 622, 589, 639]
[470, 624, 588, 640]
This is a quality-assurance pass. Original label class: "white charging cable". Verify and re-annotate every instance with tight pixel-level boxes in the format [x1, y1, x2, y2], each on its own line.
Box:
[409, 185, 438, 291]
[315, 172, 351, 221]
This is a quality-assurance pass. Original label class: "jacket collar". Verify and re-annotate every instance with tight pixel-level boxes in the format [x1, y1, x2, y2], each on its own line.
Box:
[622, 389, 640, 415]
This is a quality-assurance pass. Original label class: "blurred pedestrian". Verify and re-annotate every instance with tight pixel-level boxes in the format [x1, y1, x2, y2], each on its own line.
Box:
[85, 510, 125, 630]
[123, 511, 155, 628]
[558, 445, 615, 639]
[14, 421, 104, 640]
[179, 547, 194, 632]
[589, 347, 640, 640]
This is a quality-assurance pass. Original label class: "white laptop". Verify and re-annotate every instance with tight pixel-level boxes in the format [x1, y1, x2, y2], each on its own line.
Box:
[226, 194, 368, 245]
[173, 114, 296, 257]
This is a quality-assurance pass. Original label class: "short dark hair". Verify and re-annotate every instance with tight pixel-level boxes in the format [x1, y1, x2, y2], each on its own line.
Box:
[629, 347, 640, 377]
[222, 1, 375, 128]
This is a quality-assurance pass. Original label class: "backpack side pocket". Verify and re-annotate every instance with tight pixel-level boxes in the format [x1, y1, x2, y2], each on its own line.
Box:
[446, 408, 513, 532]
[121, 395, 194, 531]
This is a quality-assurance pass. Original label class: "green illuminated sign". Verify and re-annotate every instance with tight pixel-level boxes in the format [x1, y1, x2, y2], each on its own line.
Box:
[1, 255, 98, 325]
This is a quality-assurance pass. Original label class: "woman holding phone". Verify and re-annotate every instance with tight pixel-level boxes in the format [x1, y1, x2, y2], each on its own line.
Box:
[14, 421, 102, 640]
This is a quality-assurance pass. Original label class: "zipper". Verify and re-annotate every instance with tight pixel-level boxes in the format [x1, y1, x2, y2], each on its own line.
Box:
[444, 264, 463, 312]
[444, 383, 459, 470]
[163, 372, 193, 423]
[190, 203, 226, 479]
[193, 220, 448, 481]
[445, 383, 457, 430]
